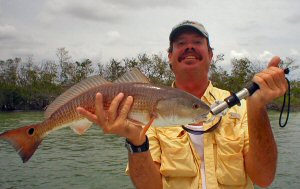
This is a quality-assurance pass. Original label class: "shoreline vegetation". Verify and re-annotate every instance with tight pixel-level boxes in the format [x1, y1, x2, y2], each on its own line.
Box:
[0, 48, 299, 112]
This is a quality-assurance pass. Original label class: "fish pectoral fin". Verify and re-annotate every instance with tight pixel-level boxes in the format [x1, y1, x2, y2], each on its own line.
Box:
[127, 118, 144, 126]
[70, 119, 93, 135]
[140, 116, 156, 138]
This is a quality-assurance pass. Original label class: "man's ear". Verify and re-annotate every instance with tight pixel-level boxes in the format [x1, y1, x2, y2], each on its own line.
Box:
[168, 52, 172, 60]
[209, 49, 213, 61]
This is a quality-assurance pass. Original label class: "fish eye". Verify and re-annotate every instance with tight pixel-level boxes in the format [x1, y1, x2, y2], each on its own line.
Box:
[192, 103, 199, 109]
[28, 128, 35, 135]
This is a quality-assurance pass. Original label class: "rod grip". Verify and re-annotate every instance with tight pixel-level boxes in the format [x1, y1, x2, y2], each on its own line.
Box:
[247, 82, 259, 96]
[247, 68, 289, 96]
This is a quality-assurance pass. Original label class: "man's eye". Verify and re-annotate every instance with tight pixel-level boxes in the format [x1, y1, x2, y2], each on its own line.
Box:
[194, 40, 203, 44]
[176, 41, 186, 45]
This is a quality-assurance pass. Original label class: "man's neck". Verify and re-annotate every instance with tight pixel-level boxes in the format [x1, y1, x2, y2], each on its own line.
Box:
[175, 76, 209, 99]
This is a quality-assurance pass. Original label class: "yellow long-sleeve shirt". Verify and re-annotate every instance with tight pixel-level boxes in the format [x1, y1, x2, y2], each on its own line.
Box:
[127, 82, 254, 189]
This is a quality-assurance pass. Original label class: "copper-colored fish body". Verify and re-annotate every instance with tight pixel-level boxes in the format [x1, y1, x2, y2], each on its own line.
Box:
[0, 69, 210, 162]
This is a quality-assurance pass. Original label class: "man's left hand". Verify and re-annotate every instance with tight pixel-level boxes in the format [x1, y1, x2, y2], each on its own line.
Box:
[249, 56, 288, 107]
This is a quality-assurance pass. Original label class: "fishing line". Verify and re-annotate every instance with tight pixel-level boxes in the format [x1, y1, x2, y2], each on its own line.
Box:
[279, 77, 290, 127]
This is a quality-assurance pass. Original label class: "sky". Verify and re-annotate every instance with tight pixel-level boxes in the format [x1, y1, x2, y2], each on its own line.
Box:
[0, 0, 299, 79]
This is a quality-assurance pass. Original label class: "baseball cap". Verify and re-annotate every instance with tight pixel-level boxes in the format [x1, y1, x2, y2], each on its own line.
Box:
[169, 20, 209, 42]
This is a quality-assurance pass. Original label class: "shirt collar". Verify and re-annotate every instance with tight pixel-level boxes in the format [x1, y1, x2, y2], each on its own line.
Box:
[201, 81, 216, 106]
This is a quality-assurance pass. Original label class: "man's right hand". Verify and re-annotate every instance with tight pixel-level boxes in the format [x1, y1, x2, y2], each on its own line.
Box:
[76, 92, 146, 146]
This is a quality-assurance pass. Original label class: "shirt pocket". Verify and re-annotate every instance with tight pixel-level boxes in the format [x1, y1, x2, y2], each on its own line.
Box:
[158, 128, 198, 177]
[215, 118, 246, 186]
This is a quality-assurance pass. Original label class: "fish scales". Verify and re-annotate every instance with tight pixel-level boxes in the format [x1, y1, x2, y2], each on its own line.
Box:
[43, 83, 165, 133]
[0, 71, 210, 163]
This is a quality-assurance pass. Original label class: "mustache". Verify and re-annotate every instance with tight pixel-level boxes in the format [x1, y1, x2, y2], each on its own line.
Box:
[178, 48, 203, 62]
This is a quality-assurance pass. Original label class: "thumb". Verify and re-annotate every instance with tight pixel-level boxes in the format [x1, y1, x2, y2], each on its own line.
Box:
[268, 56, 281, 68]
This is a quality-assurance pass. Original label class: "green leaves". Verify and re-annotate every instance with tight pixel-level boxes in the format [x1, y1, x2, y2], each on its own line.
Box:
[0, 50, 299, 111]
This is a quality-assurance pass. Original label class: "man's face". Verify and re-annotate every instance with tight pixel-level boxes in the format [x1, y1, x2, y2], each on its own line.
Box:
[168, 30, 213, 77]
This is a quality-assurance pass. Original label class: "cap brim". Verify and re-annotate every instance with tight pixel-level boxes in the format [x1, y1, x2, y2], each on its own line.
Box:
[169, 25, 207, 42]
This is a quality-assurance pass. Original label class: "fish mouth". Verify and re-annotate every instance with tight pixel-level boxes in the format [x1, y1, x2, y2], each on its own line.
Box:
[191, 114, 208, 124]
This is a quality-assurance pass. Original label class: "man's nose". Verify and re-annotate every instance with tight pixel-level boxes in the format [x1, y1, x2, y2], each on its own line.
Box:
[183, 41, 196, 50]
[184, 45, 196, 52]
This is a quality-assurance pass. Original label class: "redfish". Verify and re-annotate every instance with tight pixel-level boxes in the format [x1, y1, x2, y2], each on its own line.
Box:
[0, 68, 210, 162]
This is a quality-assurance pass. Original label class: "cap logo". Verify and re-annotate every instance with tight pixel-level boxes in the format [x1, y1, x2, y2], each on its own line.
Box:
[179, 21, 196, 26]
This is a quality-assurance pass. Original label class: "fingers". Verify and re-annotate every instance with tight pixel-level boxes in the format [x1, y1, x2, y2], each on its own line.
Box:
[252, 57, 288, 104]
[257, 56, 286, 90]
[77, 92, 124, 129]
[255, 67, 284, 90]
[268, 67, 287, 92]
[77, 92, 136, 138]
[267, 56, 281, 68]
[95, 93, 106, 125]
[108, 93, 125, 123]
[118, 96, 133, 120]
[76, 107, 98, 123]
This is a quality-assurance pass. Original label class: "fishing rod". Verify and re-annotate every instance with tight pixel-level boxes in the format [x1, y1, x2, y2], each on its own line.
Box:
[210, 68, 290, 127]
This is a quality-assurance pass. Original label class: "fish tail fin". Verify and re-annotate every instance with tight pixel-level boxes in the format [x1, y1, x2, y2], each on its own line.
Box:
[0, 124, 44, 163]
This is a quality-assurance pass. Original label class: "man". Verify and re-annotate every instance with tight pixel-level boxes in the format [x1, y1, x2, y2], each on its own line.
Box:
[77, 20, 288, 189]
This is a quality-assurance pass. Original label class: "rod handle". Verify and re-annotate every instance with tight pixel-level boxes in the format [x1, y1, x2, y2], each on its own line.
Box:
[247, 68, 289, 96]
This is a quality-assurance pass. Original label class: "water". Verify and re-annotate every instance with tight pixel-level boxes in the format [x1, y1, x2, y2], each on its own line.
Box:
[0, 112, 299, 189]
[262, 112, 300, 189]
[0, 112, 133, 189]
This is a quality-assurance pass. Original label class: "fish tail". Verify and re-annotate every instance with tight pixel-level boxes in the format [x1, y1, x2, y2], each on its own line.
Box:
[0, 124, 44, 163]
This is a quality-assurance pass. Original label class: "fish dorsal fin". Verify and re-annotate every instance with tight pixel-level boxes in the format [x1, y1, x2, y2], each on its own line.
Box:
[45, 75, 110, 118]
[114, 68, 150, 83]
